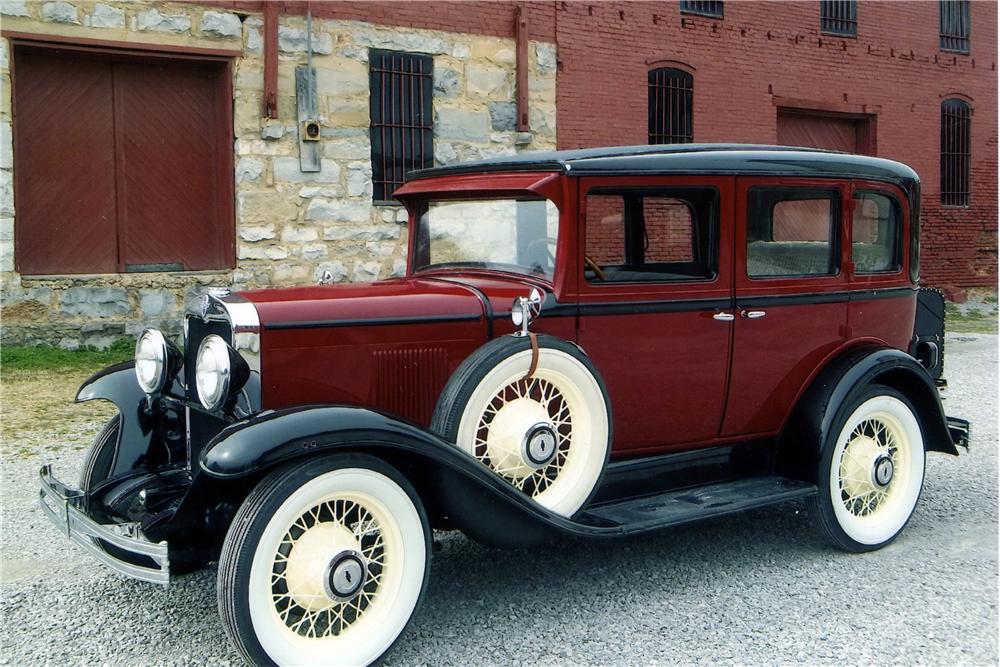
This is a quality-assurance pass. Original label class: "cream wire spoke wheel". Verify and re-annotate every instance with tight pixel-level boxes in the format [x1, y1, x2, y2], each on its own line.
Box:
[436, 336, 611, 518]
[827, 391, 924, 547]
[219, 457, 429, 667]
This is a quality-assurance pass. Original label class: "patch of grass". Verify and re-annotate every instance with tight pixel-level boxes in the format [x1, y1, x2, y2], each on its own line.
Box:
[946, 303, 999, 334]
[0, 337, 134, 372]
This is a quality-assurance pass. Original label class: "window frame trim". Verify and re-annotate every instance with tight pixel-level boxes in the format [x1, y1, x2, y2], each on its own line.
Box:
[850, 189, 904, 276]
[819, 0, 858, 38]
[744, 185, 844, 282]
[581, 184, 722, 287]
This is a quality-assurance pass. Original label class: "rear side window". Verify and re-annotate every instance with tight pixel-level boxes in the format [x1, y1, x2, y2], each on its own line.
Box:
[852, 192, 901, 273]
[746, 188, 839, 277]
[584, 188, 717, 283]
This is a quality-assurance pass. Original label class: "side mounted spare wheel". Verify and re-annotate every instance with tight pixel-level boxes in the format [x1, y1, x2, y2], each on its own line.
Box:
[432, 334, 612, 517]
[218, 453, 431, 667]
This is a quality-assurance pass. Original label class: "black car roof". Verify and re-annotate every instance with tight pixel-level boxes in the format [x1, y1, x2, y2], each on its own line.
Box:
[407, 144, 919, 195]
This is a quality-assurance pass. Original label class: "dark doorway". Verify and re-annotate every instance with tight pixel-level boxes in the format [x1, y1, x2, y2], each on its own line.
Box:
[777, 109, 874, 155]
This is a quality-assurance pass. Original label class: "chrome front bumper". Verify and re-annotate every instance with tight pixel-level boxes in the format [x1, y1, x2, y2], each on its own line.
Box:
[38, 465, 170, 586]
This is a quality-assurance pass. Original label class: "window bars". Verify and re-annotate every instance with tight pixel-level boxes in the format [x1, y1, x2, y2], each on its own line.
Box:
[679, 1, 723, 18]
[939, 0, 970, 53]
[941, 99, 972, 206]
[820, 0, 857, 36]
[369, 50, 434, 202]
[648, 68, 694, 145]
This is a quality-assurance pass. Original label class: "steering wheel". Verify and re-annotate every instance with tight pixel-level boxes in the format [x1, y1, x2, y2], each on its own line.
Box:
[584, 255, 607, 281]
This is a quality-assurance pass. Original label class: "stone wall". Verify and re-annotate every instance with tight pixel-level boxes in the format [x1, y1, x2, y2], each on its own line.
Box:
[0, 0, 557, 347]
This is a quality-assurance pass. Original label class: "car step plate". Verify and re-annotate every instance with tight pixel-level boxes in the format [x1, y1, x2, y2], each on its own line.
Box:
[578, 476, 816, 534]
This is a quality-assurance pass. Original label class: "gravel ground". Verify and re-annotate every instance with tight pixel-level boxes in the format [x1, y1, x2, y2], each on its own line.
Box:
[1, 334, 996, 666]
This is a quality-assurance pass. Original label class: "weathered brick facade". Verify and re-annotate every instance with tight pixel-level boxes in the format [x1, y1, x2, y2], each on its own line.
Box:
[0, 0, 995, 346]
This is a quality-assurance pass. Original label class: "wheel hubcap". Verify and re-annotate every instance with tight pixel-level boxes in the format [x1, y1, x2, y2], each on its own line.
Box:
[523, 422, 558, 468]
[838, 417, 903, 518]
[324, 550, 366, 601]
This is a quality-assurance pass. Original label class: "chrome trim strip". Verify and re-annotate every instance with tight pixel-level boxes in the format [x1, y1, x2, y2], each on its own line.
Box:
[38, 465, 170, 586]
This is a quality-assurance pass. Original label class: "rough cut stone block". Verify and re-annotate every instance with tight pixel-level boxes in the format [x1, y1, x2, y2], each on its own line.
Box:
[59, 287, 131, 318]
[201, 10, 241, 38]
[0, 1, 29, 17]
[0, 122, 12, 169]
[239, 225, 276, 242]
[0, 171, 15, 217]
[0, 217, 13, 242]
[260, 122, 285, 140]
[281, 225, 319, 242]
[434, 68, 460, 98]
[535, 42, 557, 74]
[308, 199, 370, 223]
[278, 26, 333, 55]
[353, 29, 447, 55]
[246, 26, 263, 54]
[236, 157, 264, 183]
[41, 2, 79, 24]
[466, 64, 509, 97]
[86, 3, 124, 28]
[136, 9, 191, 34]
[353, 261, 381, 282]
[315, 61, 369, 96]
[347, 162, 373, 197]
[273, 157, 341, 183]
[391, 258, 407, 277]
[435, 108, 489, 143]
[139, 290, 176, 318]
[301, 243, 328, 260]
[435, 141, 458, 165]
[323, 224, 399, 241]
[314, 261, 347, 283]
[489, 101, 517, 132]
[322, 137, 370, 161]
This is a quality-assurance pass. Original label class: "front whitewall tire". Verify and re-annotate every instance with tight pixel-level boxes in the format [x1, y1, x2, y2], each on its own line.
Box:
[218, 455, 430, 667]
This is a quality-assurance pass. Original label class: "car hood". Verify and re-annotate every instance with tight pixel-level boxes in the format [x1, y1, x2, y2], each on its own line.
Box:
[237, 274, 545, 329]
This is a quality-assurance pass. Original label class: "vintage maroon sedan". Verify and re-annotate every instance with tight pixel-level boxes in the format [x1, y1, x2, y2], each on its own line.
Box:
[40, 145, 968, 666]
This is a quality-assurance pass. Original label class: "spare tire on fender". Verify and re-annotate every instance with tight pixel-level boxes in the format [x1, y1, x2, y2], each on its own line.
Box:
[431, 334, 612, 517]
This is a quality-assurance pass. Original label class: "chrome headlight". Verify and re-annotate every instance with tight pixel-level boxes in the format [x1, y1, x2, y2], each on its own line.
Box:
[195, 335, 250, 411]
[195, 335, 232, 411]
[135, 328, 169, 394]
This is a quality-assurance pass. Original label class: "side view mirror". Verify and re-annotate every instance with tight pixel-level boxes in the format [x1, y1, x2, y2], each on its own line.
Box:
[511, 288, 543, 335]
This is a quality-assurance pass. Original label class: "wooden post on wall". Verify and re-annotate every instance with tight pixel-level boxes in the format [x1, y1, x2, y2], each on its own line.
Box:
[263, 1, 278, 118]
[515, 5, 530, 132]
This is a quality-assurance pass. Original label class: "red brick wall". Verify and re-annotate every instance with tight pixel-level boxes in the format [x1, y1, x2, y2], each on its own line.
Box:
[223, 0, 996, 288]
[553, 1, 997, 288]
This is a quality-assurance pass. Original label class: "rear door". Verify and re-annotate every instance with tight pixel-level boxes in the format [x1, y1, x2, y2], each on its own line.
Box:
[722, 177, 850, 438]
[575, 176, 734, 453]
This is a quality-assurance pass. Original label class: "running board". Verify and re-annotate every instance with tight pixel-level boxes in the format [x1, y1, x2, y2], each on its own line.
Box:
[576, 476, 816, 534]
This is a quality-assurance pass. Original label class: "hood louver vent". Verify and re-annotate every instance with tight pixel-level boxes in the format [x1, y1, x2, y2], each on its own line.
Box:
[373, 347, 448, 426]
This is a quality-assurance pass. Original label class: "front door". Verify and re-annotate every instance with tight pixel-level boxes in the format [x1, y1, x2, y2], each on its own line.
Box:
[722, 177, 850, 438]
[575, 176, 734, 454]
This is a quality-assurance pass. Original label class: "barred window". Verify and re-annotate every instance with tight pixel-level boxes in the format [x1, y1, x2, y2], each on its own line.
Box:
[679, 1, 723, 18]
[940, 0, 970, 53]
[941, 99, 972, 206]
[369, 50, 434, 202]
[648, 68, 694, 144]
[820, 0, 857, 36]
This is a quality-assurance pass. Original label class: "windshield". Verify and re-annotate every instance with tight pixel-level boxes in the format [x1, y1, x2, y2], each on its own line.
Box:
[413, 198, 560, 279]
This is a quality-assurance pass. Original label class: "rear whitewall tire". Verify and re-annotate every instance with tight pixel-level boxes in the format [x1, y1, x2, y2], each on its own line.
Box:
[814, 386, 925, 552]
[218, 454, 430, 667]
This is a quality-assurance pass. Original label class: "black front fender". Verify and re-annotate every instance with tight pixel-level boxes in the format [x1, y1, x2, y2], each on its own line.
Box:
[199, 405, 613, 546]
[76, 362, 156, 477]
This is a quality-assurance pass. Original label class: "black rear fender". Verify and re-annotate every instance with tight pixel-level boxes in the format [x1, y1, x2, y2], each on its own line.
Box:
[779, 346, 960, 481]
[196, 405, 584, 547]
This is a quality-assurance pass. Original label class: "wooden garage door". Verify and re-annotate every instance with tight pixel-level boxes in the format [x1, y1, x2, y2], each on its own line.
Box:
[777, 109, 872, 155]
[12, 45, 234, 275]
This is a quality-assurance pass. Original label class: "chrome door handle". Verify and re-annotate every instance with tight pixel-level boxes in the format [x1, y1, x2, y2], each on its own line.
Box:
[741, 310, 766, 319]
[713, 312, 735, 321]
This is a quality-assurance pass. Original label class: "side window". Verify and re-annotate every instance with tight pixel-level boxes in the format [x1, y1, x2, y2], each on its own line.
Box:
[747, 188, 839, 278]
[584, 189, 717, 283]
[852, 192, 901, 273]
